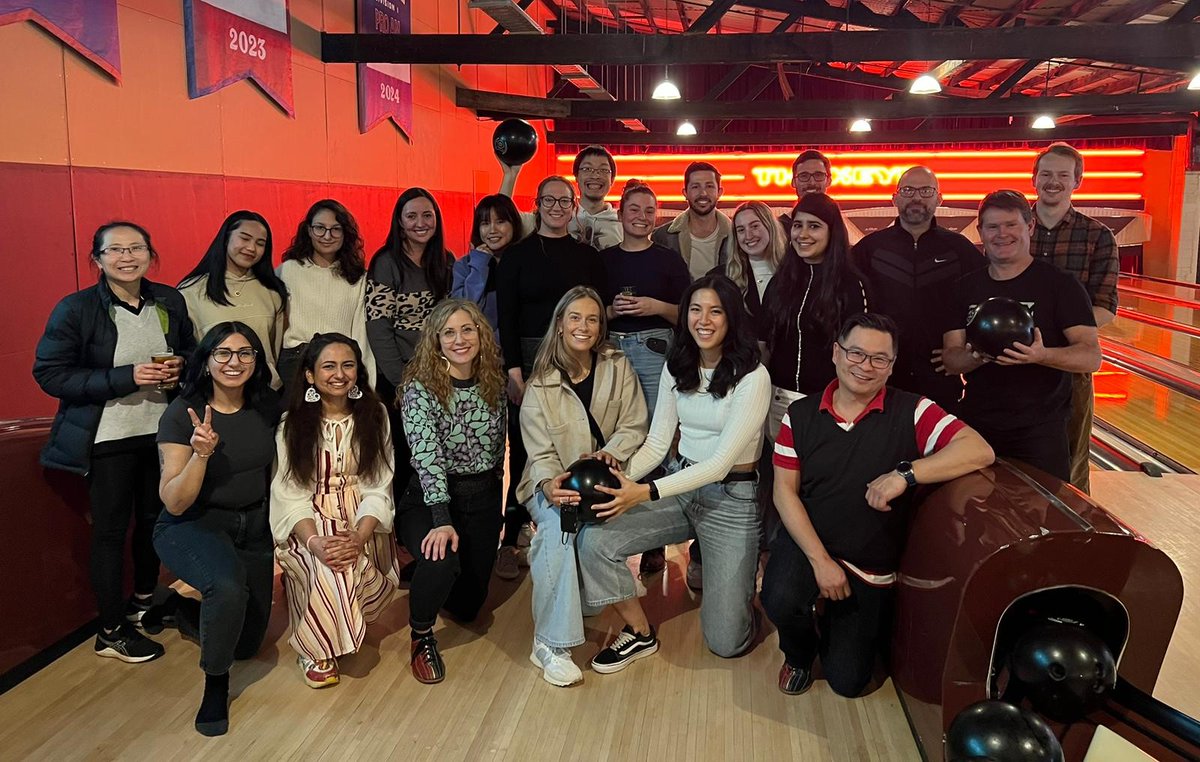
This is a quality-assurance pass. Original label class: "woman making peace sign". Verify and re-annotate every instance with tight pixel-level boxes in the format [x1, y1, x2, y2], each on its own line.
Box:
[153, 322, 282, 737]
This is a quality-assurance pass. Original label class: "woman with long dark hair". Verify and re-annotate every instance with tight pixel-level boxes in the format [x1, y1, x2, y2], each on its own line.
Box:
[577, 275, 771, 670]
[398, 299, 506, 684]
[270, 333, 399, 689]
[519, 286, 647, 686]
[178, 211, 289, 387]
[366, 187, 455, 493]
[153, 322, 281, 736]
[277, 200, 374, 398]
[760, 193, 868, 439]
[33, 221, 195, 664]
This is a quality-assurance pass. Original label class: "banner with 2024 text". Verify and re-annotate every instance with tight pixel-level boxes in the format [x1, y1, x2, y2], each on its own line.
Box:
[357, 0, 412, 136]
[0, 0, 121, 79]
[184, 0, 294, 116]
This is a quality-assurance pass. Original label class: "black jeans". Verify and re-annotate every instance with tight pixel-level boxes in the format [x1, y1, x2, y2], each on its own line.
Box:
[377, 376, 416, 502]
[501, 398, 530, 547]
[153, 504, 274, 675]
[398, 472, 503, 632]
[979, 419, 1070, 482]
[760, 532, 893, 698]
[88, 438, 161, 630]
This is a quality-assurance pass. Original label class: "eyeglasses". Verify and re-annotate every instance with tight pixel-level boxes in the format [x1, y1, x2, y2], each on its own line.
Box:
[576, 167, 612, 177]
[439, 324, 478, 342]
[211, 348, 258, 364]
[836, 342, 895, 369]
[539, 196, 576, 209]
[102, 244, 150, 257]
[310, 223, 344, 238]
[897, 186, 938, 198]
[794, 171, 828, 184]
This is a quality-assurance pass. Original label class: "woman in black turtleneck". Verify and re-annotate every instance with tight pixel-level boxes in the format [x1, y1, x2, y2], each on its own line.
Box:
[760, 193, 869, 441]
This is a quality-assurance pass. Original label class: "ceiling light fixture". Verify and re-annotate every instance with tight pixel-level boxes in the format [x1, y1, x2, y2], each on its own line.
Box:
[676, 120, 698, 136]
[1031, 115, 1057, 129]
[652, 65, 681, 100]
[910, 74, 942, 95]
[849, 118, 872, 132]
[1189, 72, 1200, 91]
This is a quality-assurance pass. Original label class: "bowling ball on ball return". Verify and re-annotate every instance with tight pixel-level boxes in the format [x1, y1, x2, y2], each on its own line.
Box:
[946, 700, 1063, 762]
[492, 119, 538, 166]
[1009, 621, 1117, 723]
[563, 457, 621, 524]
[966, 297, 1035, 358]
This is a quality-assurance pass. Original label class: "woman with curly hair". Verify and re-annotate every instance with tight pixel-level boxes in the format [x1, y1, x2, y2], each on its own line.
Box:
[270, 333, 399, 690]
[398, 299, 506, 683]
[276, 200, 375, 399]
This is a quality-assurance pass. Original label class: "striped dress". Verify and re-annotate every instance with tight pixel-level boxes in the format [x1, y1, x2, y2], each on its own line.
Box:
[270, 411, 400, 662]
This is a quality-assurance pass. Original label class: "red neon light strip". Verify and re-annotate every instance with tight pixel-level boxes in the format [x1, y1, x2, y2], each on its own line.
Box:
[615, 193, 1143, 202]
[559, 149, 1145, 162]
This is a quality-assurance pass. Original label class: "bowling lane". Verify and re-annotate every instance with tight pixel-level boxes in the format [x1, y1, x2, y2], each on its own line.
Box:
[1120, 274, 1200, 303]
[1102, 315, 1200, 375]
[1092, 361, 1200, 472]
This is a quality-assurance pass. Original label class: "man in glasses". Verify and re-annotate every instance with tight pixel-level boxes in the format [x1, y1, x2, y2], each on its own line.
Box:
[942, 190, 1100, 483]
[762, 312, 993, 698]
[851, 166, 983, 410]
[782, 149, 861, 244]
[499, 144, 624, 250]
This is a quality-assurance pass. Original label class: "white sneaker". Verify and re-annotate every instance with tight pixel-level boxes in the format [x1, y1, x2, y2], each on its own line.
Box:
[530, 639, 583, 687]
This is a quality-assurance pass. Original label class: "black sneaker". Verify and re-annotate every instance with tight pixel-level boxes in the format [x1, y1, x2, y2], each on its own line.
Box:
[125, 593, 154, 627]
[141, 591, 183, 635]
[591, 625, 658, 674]
[94, 624, 165, 663]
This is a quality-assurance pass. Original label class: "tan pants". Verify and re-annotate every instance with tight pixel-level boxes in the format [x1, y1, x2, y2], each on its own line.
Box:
[1067, 372, 1094, 494]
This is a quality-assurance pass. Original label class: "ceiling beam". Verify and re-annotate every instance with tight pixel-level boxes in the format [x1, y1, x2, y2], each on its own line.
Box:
[738, 0, 964, 30]
[546, 121, 1190, 146]
[1168, 0, 1200, 22]
[322, 25, 1199, 70]
[987, 59, 1042, 98]
[457, 86, 1200, 119]
[685, 0, 738, 34]
[702, 12, 801, 101]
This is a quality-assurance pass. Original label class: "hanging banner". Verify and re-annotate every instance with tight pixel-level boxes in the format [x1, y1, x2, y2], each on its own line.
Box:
[357, 0, 412, 136]
[184, 0, 294, 116]
[0, 1, 121, 80]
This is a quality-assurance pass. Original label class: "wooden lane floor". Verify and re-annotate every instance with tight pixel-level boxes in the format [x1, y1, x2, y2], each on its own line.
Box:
[0, 548, 917, 761]
[1092, 362, 1200, 472]
[1091, 471, 1200, 719]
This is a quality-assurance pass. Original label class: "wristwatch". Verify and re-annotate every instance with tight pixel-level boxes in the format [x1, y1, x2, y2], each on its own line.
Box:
[896, 461, 917, 488]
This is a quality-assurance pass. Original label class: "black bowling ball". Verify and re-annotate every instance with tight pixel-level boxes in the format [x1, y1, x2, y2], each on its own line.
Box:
[1009, 622, 1117, 723]
[966, 297, 1035, 358]
[946, 700, 1063, 762]
[492, 118, 538, 166]
[563, 457, 621, 524]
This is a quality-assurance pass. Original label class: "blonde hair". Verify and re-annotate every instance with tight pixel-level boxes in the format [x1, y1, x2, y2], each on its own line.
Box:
[530, 286, 613, 383]
[403, 299, 504, 410]
[727, 201, 787, 292]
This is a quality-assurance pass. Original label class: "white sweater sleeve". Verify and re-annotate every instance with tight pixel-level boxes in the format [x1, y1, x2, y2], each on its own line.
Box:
[269, 425, 316, 545]
[625, 367, 679, 482]
[647, 366, 771, 500]
[354, 411, 396, 533]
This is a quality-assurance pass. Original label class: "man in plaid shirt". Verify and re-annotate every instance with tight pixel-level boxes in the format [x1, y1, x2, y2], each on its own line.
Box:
[1032, 143, 1118, 495]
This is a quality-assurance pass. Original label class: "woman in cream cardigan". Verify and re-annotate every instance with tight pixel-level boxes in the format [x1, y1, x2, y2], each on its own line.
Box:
[518, 285, 648, 687]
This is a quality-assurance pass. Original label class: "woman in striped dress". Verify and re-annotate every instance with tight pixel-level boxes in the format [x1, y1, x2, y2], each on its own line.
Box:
[270, 333, 399, 688]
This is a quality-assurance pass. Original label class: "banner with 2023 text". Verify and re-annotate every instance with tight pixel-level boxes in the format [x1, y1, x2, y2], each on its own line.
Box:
[184, 0, 294, 116]
[0, 0, 121, 79]
[357, 0, 412, 136]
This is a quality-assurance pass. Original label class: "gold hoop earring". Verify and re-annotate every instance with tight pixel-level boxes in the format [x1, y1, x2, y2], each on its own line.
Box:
[440, 354, 451, 372]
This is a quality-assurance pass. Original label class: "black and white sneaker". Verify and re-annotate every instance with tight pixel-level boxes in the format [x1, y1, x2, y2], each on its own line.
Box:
[94, 624, 165, 663]
[590, 625, 658, 674]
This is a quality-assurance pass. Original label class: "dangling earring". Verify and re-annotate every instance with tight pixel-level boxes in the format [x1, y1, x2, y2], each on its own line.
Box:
[440, 355, 452, 373]
[347, 385, 363, 400]
[304, 385, 321, 403]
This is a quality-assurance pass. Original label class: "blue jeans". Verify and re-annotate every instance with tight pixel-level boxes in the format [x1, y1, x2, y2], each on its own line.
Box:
[153, 504, 274, 675]
[612, 328, 672, 417]
[528, 492, 589, 648]
[577, 460, 761, 657]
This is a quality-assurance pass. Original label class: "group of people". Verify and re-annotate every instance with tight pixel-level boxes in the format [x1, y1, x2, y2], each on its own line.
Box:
[31, 138, 1116, 736]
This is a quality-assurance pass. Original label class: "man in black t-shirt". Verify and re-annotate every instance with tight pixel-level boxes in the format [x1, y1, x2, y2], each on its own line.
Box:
[942, 190, 1100, 482]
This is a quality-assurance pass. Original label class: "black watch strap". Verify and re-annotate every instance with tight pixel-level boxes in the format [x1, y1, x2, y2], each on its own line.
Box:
[896, 461, 917, 488]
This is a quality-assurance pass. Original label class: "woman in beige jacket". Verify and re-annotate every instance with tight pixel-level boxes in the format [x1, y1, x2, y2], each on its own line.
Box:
[518, 285, 648, 687]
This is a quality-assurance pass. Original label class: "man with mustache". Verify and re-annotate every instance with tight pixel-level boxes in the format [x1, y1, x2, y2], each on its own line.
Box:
[1031, 143, 1118, 495]
[652, 161, 733, 280]
[851, 166, 983, 410]
[499, 145, 624, 250]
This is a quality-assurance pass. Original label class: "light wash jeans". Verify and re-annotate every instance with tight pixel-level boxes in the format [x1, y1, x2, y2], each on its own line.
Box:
[576, 459, 761, 657]
[528, 491, 588, 648]
[611, 328, 672, 416]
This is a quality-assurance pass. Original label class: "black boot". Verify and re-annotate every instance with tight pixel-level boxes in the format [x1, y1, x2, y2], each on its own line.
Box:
[195, 672, 230, 737]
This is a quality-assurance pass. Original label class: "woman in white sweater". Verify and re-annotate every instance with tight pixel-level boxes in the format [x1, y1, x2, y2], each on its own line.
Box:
[577, 274, 771, 671]
[276, 200, 374, 400]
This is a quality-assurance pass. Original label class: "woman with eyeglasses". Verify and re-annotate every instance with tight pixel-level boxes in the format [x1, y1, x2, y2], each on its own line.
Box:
[397, 299, 506, 683]
[152, 322, 282, 736]
[34, 221, 196, 666]
[179, 211, 289, 388]
[276, 200, 374, 401]
[367, 187, 455, 499]
[760, 193, 869, 440]
[270, 333, 398, 690]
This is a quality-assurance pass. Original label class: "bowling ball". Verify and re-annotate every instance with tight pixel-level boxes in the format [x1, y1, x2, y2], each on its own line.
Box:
[563, 457, 621, 523]
[946, 700, 1063, 762]
[492, 118, 538, 166]
[1008, 622, 1117, 722]
[966, 297, 1035, 358]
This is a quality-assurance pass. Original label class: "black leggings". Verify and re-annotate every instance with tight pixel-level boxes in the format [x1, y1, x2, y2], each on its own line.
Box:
[760, 532, 893, 698]
[501, 398, 530, 547]
[88, 438, 162, 630]
[398, 472, 503, 632]
[377, 376, 416, 500]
